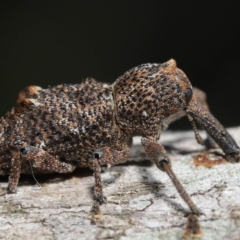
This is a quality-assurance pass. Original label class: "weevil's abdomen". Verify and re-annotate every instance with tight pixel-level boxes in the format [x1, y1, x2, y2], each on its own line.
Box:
[0, 78, 119, 167]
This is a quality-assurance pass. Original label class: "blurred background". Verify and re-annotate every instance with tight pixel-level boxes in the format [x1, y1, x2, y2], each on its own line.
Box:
[0, 1, 239, 129]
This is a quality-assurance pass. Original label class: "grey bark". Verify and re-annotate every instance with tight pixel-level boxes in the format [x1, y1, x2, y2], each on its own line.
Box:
[0, 127, 240, 240]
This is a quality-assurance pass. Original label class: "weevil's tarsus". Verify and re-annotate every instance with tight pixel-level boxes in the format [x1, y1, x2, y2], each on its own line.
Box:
[184, 213, 202, 239]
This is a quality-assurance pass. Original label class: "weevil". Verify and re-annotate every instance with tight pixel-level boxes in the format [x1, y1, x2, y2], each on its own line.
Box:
[0, 59, 239, 222]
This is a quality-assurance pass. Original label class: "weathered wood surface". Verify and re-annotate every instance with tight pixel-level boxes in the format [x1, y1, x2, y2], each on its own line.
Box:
[0, 127, 240, 240]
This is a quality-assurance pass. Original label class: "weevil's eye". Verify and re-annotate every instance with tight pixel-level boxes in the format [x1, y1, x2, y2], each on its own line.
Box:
[185, 88, 193, 105]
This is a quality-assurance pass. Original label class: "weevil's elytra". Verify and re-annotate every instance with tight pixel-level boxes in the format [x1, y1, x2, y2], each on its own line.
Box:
[0, 59, 239, 224]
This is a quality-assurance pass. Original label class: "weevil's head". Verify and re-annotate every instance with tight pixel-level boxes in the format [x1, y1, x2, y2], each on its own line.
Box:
[112, 59, 193, 136]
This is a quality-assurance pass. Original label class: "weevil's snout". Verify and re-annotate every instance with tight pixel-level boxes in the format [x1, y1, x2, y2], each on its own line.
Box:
[186, 99, 240, 162]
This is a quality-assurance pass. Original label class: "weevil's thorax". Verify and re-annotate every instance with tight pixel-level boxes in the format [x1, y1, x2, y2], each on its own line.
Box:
[113, 59, 193, 137]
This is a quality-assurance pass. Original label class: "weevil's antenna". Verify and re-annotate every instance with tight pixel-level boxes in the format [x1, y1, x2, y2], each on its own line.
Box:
[28, 160, 42, 188]
[187, 114, 204, 145]
[161, 161, 202, 216]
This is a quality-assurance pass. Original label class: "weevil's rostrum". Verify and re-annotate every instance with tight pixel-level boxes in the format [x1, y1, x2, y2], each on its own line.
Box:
[0, 59, 239, 222]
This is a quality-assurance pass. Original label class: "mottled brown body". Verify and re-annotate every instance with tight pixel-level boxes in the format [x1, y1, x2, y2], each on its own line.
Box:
[0, 59, 239, 226]
[0, 78, 126, 174]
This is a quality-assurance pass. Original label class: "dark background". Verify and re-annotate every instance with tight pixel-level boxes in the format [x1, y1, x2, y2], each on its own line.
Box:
[0, 1, 239, 129]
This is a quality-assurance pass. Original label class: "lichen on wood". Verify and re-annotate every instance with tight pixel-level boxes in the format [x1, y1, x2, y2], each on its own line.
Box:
[0, 127, 240, 240]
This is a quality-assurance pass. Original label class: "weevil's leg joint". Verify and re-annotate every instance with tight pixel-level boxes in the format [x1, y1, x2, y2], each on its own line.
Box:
[93, 149, 103, 165]
[141, 137, 171, 171]
[92, 146, 130, 167]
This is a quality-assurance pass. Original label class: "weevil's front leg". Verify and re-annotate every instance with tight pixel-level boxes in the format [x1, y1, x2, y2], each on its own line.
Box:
[141, 137, 202, 215]
[89, 146, 130, 223]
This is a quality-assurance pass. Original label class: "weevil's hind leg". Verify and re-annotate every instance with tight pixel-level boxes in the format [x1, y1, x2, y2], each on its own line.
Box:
[0, 150, 27, 195]
[89, 146, 130, 223]
[20, 146, 76, 173]
[141, 137, 202, 216]
[4, 146, 76, 194]
[7, 151, 21, 193]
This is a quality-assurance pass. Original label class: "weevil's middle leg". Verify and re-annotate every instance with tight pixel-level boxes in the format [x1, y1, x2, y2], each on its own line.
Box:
[89, 146, 130, 223]
[1, 151, 28, 194]
[5, 146, 76, 194]
[89, 158, 105, 223]
[141, 137, 202, 216]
